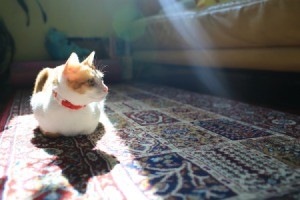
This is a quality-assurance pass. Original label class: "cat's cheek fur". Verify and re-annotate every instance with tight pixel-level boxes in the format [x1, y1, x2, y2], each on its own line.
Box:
[87, 87, 108, 102]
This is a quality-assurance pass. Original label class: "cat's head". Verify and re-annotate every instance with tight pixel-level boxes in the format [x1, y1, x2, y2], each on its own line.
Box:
[57, 52, 108, 105]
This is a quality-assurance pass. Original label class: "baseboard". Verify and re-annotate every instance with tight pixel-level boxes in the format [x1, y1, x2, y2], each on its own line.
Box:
[132, 63, 300, 114]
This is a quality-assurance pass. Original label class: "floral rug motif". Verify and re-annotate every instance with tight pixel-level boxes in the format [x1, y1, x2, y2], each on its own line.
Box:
[0, 83, 299, 200]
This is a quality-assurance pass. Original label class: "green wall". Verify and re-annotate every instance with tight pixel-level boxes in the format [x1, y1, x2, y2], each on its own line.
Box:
[0, 0, 137, 61]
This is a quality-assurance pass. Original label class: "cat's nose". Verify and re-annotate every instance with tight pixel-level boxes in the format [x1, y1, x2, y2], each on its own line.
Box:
[103, 86, 108, 93]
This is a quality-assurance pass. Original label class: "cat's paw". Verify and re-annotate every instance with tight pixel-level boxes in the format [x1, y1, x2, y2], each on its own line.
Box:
[43, 132, 62, 138]
[40, 128, 62, 138]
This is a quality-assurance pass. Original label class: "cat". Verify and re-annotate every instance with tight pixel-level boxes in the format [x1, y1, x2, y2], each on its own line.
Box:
[30, 51, 108, 137]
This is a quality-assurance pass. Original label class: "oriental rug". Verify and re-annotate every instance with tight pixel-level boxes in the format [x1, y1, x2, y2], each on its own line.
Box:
[0, 83, 299, 200]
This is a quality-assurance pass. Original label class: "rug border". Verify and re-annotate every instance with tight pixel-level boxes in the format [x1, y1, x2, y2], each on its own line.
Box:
[0, 93, 15, 133]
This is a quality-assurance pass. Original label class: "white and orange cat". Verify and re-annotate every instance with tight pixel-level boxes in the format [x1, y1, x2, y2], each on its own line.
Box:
[30, 51, 108, 137]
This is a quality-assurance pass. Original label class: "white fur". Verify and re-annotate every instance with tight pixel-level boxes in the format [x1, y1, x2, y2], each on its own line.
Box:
[30, 52, 107, 136]
[31, 90, 104, 136]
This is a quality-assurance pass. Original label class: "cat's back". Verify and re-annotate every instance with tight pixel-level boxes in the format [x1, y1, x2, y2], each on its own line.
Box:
[33, 65, 62, 94]
[31, 66, 62, 113]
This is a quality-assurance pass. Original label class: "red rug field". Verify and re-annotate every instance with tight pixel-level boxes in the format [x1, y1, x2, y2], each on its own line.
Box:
[0, 83, 299, 199]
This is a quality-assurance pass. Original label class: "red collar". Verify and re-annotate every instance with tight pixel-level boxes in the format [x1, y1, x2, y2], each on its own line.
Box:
[53, 91, 86, 110]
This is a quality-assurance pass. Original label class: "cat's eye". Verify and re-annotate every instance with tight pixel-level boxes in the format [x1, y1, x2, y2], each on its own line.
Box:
[87, 78, 96, 87]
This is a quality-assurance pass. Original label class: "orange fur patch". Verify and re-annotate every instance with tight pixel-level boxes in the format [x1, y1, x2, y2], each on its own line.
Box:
[33, 67, 59, 94]
[65, 66, 96, 94]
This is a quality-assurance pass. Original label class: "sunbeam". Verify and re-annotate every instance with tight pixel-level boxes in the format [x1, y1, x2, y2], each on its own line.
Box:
[155, 0, 232, 96]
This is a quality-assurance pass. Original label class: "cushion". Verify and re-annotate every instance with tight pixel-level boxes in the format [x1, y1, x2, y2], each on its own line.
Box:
[136, 0, 196, 17]
[194, 0, 251, 10]
[159, 0, 197, 14]
[195, 0, 230, 9]
[135, 0, 162, 17]
[131, 0, 300, 50]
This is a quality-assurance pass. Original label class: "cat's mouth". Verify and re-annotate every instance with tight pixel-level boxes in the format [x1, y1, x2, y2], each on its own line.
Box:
[89, 94, 107, 102]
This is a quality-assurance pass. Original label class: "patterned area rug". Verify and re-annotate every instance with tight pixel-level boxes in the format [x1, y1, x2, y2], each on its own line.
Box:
[0, 83, 299, 199]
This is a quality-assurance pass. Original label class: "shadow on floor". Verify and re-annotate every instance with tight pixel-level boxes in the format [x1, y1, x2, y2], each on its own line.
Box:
[30, 123, 119, 195]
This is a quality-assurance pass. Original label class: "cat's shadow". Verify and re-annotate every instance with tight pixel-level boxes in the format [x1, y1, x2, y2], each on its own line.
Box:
[31, 123, 119, 194]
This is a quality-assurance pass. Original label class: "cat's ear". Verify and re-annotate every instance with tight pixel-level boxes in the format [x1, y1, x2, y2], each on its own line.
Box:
[66, 52, 80, 65]
[63, 52, 81, 80]
[81, 51, 95, 66]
